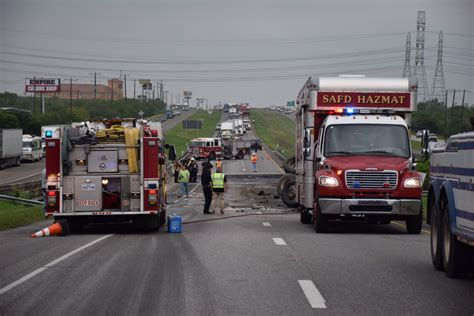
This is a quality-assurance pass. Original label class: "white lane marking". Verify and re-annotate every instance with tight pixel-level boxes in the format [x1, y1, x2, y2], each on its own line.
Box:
[174, 183, 201, 203]
[298, 280, 327, 309]
[0, 234, 113, 295]
[262, 222, 271, 227]
[1, 171, 43, 185]
[272, 237, 287, 245]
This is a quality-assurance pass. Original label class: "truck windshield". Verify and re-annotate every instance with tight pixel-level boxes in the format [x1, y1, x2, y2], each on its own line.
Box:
[324, 124, 410, 158]
[23, 141, 33, 148]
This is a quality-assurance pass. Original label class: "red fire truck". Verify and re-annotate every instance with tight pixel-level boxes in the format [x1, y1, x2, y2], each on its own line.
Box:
[187, 137, 223, 160]
[42, 119, 172, 232]
[285, 75, 423, 234]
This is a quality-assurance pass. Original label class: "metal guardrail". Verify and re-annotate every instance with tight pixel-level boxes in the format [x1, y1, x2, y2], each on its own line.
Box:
[0, 194, 43, 206]
[0, 180, 42, 196]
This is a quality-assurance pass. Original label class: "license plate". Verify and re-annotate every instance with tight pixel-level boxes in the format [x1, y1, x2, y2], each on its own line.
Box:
[81, 183, 96, 191]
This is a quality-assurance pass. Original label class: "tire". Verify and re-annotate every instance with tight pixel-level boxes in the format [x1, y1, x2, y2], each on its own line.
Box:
[277, 174, 295, 196]
[208, 152, 216, 161]
[67, 218, 83, 233]
[441, 196, 470, 278]
[0, 160, 5, 170]
[313, 201, 329, 233]
[283, 156, 295, 173]
[300, 209, 312, 224]
[429, 193, 444, 271]
[406, 209, 422, 234]
[237, 151, 244, 160]
[160, 208, 167, 226]
[15, 157, 21, 166]
[281, 180, 298, 208]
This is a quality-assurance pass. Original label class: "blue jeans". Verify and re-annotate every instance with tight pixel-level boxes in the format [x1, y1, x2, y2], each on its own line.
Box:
[251, 163, 257, 172]
[180, 182, 189, 197]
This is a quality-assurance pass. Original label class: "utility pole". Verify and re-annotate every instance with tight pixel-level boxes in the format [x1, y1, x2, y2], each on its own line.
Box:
[124, 74, 127, 102]
[402, 33, 411, 78]
[451, 89, 456, 119]
[111, 79, 114, 103]
[69, 77, 73, 114]
[33, 76, 36, 115]
[94, 72, 97, 100]
[460, 90, 466, 124]
[413, 11, 429, 104]
[444, 89, 448, 127]
[134, 79, 136, 99]
[431, 31, 446, 103]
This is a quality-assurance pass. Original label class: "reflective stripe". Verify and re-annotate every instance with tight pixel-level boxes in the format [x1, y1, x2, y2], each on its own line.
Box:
[216, 161, 222, 168]
[211, 173, 225, 189]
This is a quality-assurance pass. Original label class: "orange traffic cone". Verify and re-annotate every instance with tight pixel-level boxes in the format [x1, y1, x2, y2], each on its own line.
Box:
[31, 220, 69, 237]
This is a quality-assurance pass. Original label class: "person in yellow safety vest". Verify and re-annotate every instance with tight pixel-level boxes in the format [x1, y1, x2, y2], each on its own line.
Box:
[177, 165, 190, 198]
[250, 152, 259, 172]
[211, 167, 227, 214]
[216, 158, 222, 168]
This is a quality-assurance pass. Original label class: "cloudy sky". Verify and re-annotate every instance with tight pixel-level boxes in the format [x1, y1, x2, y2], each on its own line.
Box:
[1, 0, 473, 106]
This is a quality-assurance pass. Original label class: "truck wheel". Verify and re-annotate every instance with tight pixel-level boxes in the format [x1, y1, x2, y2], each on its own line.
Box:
[15, 157, 21, 166]
[281, 180, 298, 208]
[67, 218, 83, 233]
[237, 151, 244, 159]
[209, 152, 216, 161]
[160, 208, 167, 226]
[277, 174, 295, 196]
[0, 160, 5, 170]
[314, 202, 329, 233]
[300, 209, 312, 224]
[406, 209, 422, 234]
[429, 193, 444, 271]
[441, 196, 470, 278]
[283, 156, 295, 173]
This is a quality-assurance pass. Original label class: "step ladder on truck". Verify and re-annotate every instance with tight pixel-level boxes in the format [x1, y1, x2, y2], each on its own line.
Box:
[280, 75, 424, 234]
[41, 119, 175, 232]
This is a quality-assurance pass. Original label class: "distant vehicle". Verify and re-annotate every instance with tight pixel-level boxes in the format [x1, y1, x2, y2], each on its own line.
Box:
[223, 103, 230, 113]
[188, 137, 223, 160]
[22, 135, 43, 162]
[165, 110, 174, 119]
[174, 111, 181, 116]
[416, 130, 423, 138]
[222, 138, 261, 159]
[243, 119, 251, 130]
[160, 116, 167, 123]
[239, 103, 250, 116]
[220, 121, 235, 139]
[428, 131, 474, 278]
[429, 133, 438, 142]
[0, 129, 22, 169]
[229, 107, 237, 114]
[215, 123, 221, 131]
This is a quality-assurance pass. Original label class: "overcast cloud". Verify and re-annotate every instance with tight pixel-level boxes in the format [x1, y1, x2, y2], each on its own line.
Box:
[1, 0, 473, 106]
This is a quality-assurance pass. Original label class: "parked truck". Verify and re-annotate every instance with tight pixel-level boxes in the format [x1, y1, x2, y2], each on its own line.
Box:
[42, 119, 173, 232]
[187, 137, 223, 160]
[428, 131, 474, 278]
[22, 134, 43, 162]
[0, 129, 22, 169]
[221, 138, 261, 159]
[282, 75, 423, 234]
[220, 121, 235, 140]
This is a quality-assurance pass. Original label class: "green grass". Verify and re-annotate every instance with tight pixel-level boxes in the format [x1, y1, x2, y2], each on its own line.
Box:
[411, 140, 421, 151]
[0, 201, 45, 231]
[422, 195, 427, 221]
[164, 110, 221, 156]
[250, 109, 295, 157]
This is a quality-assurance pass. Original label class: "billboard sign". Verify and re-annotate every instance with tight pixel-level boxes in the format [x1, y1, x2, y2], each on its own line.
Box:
[25, 78, 61, 93]
[287, 100, 295, 107]
[182, 120, 202, 129]
[183, 91, 192, 97]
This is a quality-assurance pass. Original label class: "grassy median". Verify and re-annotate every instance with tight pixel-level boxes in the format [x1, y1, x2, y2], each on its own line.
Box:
[164, 110, 221, 157]
[0, 201, 45, 231]
[250, 109, 295, 157]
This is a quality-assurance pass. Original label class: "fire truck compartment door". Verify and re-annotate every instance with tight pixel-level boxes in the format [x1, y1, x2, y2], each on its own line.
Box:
[88, 150, 118, 173]
[74, 177, 102, 211]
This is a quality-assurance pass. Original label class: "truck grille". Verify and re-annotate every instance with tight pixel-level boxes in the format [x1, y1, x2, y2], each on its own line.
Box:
[345, 170, 398, 190]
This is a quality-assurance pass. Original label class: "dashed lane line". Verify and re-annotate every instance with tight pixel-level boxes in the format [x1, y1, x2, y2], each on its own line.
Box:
[262, 222, 272, 227]
[272, 237, 287, 245]
[0, 234, 113, 295]
[298, 280, 327, 309]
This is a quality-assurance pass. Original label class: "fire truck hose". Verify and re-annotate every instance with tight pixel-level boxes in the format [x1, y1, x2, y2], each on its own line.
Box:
[124, 128, 140, 173]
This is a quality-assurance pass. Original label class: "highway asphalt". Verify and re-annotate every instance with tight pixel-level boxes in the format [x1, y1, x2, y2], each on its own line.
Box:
[1, 175, 473, 314]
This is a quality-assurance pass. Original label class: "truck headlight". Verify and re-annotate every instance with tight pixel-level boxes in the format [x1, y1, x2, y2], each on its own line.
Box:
[404, 177, 422, 188]
[319, 176, 339, 187]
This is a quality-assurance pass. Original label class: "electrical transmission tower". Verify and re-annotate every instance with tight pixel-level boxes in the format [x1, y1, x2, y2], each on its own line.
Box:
[402, 33, 412, 77]
[413, 11, 429, 103]
[196, 98, 205, 109]
[431, 31, 446, 103]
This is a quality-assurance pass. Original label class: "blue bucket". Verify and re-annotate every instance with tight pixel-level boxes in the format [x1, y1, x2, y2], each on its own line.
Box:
[168, 214, 182, 233]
